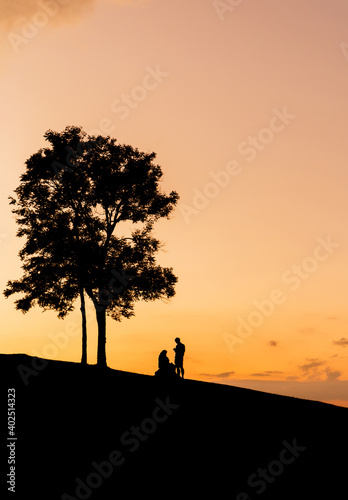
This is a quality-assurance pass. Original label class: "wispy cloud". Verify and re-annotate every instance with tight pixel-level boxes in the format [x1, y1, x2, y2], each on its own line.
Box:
[1, 0, 149, 30]
[298, 358, 325, 373]
[251, 370, 283, 377]
[200, 371, 235, 379]
[325, 368, 341, 381]
[298, 359, 342, 382]
[1, 0, 91, 29]
[300, 328, 316, 335]
[333, 338, 348, 347]
[298, 358, 326, 381]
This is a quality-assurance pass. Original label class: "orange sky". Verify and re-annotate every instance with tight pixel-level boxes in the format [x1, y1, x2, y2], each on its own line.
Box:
[1, 0, 348, 406]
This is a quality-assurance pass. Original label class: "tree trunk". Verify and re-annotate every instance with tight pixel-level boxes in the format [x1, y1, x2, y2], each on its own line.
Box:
[80, 287, 87, 365]
[96, 306, 107, 368]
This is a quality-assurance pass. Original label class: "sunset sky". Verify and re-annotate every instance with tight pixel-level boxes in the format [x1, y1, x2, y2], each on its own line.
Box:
[1, 0, 348, 406]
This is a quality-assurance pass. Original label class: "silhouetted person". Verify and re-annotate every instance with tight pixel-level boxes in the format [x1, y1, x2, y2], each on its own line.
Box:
[158, 350, 170, 371]
[155, 350, 176, 377]
[174, 337, 185, 378]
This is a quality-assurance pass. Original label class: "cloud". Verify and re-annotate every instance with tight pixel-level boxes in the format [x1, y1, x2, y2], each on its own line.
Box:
[298, 358, 325, 373]
[0, 0, 91, 29]
[333, 337, 348, 347]
[300, 328, 316, 335]
[200, 371, 235, 379]
[298, 359, 342, 383]
[298, 358, 327, 381]
[325, 368, 341, 381]
[251, 370, 283, 377]
[0, 0, 152, 64]
[0, 0, 149, 30]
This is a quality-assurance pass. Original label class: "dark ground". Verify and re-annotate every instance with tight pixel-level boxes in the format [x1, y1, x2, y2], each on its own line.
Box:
[0, 353, 347, 499]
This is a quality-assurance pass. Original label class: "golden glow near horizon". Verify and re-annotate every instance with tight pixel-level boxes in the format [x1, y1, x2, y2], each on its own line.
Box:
[1, 0, 348, 406]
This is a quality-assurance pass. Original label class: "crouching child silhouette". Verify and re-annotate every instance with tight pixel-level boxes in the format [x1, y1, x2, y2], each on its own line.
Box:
[155, 350, 176, 378]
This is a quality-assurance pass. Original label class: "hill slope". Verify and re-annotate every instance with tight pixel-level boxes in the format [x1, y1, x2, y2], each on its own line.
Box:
[1, 354, 347, 499]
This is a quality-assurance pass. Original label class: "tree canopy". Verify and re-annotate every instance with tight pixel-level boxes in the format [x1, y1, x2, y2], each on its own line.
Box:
[4, 126, 179, 367]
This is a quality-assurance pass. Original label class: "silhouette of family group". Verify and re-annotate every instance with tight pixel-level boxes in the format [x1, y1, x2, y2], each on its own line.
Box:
[155, 338, 185, 379]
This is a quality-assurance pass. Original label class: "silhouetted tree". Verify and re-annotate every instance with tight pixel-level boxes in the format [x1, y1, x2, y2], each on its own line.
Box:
[3, 160, 91, 363]
[4, 126, 179, 368]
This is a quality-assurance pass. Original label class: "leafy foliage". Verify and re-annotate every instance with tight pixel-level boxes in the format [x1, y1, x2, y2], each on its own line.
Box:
[4, 126, 179, 356]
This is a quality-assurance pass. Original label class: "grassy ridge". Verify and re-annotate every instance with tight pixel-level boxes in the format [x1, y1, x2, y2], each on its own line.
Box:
[1, 354, 347, 499]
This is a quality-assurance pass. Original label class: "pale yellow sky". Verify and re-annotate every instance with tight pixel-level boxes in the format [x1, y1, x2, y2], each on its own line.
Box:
[1, 0, 348, 406]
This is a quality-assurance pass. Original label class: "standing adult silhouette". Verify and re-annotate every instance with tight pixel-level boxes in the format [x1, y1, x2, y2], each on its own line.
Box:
[173, 337, 185, 378]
